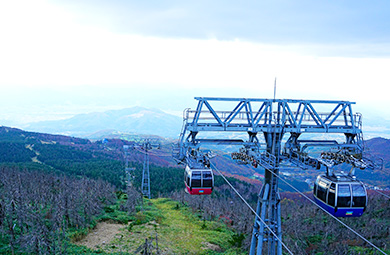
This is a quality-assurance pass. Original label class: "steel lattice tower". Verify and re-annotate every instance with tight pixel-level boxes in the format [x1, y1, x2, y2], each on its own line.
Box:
[123, 145, 136, 187]
[141, 149, 151, 199]
[250, 132, 283, 254]
[173, 97, 379, 255]
[123, 139, 159, 199]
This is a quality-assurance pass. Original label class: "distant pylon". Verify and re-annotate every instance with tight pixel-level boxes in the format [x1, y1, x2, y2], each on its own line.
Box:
[123, 145, 136, 187]
[141, 150, 151, 199]
[123, 139, 160, 199]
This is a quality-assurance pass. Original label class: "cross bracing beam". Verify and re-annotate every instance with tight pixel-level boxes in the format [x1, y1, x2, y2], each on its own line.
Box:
[185, 97, 361, 134]
[174, 97, 372, 255]
[175, 97, 363, 164]
[124, 139, 160, 199]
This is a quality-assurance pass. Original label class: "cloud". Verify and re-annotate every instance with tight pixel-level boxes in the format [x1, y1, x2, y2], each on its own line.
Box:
[1, 0, 390, 125]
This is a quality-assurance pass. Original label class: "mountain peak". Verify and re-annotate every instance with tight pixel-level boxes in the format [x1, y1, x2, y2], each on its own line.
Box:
[24, 107, 182, 138]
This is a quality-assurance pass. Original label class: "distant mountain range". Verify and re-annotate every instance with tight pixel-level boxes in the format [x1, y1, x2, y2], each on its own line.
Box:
[1, 125, 389, 189]
[17, 105, 390, 141]
[12, 105, 390, 188]
[24, 107, 183, 139]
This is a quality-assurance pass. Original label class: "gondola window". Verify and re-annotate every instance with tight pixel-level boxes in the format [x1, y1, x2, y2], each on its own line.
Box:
[337, 184, 351, 207]
[202, 171, 213, 187]
[352, 185, 366, 207]
[328, 183, 336, 207]
[191, 171, 202, 187]
[317, 180, 328, 202]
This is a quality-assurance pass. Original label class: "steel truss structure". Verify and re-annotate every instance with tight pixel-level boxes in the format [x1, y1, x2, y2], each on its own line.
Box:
[142, 147, 151, 199]
[124, 139, 160, 199]
[174, 97, 378, 255]
[123, 145, 136, 187]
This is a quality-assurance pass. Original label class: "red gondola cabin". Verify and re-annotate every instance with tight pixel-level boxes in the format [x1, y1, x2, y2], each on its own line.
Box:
[184, 165, 214, 195]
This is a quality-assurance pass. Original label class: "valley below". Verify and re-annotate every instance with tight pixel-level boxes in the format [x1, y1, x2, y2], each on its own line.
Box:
[0, 126, 389, 254]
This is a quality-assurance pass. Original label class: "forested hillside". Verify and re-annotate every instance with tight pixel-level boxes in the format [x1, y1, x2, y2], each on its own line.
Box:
[170, 190, 390, 254]
[0, 126, 390, 254]
[0, 166, 118, 254]
[0, 126, 309, 191]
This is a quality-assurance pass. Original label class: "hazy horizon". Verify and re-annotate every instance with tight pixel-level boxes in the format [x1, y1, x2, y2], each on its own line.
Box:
[1, 0, 390, 137]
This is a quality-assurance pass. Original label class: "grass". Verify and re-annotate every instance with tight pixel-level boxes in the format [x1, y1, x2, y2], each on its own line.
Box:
[72, 197, 246, 254]
[152, 198, 239, 254]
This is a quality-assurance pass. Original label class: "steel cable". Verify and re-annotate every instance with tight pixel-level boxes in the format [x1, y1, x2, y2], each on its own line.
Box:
[210, 161, 294, 255]
[270, 170, 388, 255]
[372, 189, 390, 200]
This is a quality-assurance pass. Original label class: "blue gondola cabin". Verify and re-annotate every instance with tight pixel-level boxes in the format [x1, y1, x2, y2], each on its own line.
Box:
[313, 174, 367, 217]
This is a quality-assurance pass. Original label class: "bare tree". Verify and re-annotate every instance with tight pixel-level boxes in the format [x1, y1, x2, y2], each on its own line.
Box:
[0, 166, 117, 254]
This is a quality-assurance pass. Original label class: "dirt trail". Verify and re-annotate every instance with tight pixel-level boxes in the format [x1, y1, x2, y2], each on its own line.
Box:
[75, 222, 124, 249]
[73, 198, 233, 254]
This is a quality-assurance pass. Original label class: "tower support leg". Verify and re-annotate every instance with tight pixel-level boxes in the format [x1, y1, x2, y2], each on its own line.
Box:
[250, 183, 269, 255]
[141, 152, 151, 199]
[249, 167, 282, 255]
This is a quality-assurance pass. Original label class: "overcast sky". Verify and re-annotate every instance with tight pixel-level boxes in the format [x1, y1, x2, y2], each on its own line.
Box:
[0, 0, 390, 130]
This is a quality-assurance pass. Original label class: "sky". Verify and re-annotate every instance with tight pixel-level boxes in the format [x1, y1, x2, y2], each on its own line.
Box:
[1, 0, 390, 136]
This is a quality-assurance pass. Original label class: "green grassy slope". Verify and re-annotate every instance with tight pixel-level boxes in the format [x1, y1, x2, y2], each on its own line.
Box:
[73, 198, 245, 255]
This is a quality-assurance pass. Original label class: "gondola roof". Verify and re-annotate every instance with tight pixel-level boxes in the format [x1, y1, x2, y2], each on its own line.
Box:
[318, 173, 361, 184]
[186, 157, 209, 169]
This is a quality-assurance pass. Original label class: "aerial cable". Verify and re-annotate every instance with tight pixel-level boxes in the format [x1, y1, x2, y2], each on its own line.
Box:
[338, 172, 390, 201]
[133, 147, 171, 157]
[371, 189, 390, 200]
[367, 187, 390, 200]
[373, 189, 390, 200]
[269, 170, 388, 255]
[210, 161, 294, 255]
[147, 151, 172, 157]
[360, 160, 390, 199]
